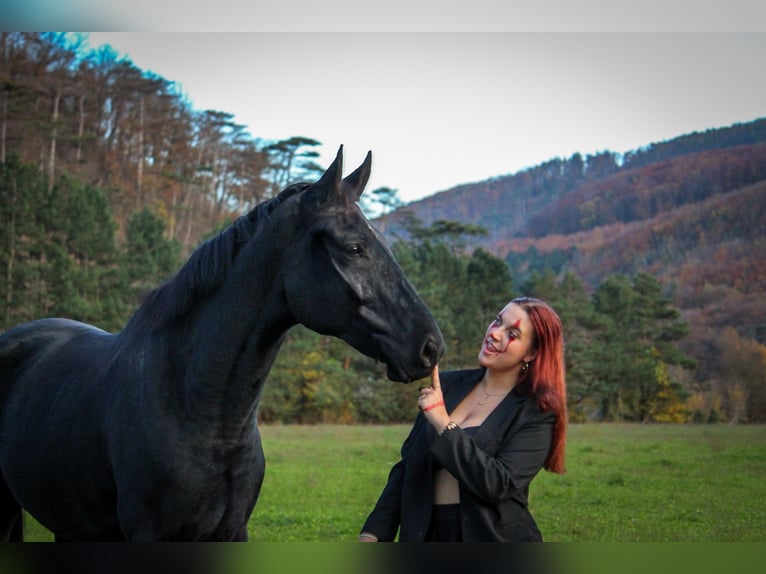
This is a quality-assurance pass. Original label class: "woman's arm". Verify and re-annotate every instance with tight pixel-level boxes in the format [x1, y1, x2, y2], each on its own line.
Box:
[359, 415, 426, 541]
[430, 409, 555, 505]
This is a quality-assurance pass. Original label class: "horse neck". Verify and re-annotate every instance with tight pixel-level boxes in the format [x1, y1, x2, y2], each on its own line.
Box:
[165, 234, 295, 432]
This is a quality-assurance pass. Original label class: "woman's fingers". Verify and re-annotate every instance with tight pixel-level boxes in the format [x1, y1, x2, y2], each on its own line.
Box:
[431, 365, 441, 391]
[417, 366, 444, 412]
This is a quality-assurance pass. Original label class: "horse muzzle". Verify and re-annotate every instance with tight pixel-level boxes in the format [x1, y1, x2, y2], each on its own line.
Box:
[380, 332, 445, 383]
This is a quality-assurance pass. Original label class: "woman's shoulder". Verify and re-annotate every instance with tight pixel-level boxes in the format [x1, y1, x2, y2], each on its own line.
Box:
[513, 388, 558, 423]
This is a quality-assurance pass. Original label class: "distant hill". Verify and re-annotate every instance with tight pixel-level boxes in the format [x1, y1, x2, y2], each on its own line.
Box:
[380, 118, 766, 350]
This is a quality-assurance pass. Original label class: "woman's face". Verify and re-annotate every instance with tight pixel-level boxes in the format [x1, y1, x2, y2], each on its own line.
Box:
[478, 302, 537, 371]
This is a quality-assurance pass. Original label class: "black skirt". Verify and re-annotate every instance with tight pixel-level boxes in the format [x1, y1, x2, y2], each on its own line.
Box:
[425, 504, 462, 542]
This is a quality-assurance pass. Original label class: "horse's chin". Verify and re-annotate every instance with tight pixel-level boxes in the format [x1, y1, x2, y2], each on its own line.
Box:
[340, 332, 433, 383]
[381, 340, 442, 383]
[385, 363, 413, 383]
[384, 360, 431, 384]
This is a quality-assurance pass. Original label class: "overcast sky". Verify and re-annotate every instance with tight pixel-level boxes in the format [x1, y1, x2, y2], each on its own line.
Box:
[83, 32, 765, 204]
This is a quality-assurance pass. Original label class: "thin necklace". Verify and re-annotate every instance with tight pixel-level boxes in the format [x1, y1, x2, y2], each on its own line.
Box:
[478, 378, 511, 406]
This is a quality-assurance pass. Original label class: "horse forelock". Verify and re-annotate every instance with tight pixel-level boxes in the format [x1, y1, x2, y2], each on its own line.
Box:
[127, 184, 306, 334]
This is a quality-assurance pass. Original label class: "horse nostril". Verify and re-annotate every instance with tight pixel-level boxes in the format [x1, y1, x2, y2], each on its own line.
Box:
[421, 337, 441, 368]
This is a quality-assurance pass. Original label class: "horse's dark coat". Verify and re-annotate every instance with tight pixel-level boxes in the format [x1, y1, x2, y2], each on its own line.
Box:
[0, 147, 444, 541]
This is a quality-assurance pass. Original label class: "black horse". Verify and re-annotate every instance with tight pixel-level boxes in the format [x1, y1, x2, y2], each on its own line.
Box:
[0, 147, 445, 541]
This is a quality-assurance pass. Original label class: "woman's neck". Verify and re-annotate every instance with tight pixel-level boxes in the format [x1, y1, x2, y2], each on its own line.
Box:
[483, 367, 520, 395]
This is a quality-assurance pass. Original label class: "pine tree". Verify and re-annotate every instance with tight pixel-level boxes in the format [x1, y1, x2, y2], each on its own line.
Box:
[590, 273, 694, 421]
[123, 207, 182, 302]
[45, 175, 122, 328]
[0, 155, 48, 327]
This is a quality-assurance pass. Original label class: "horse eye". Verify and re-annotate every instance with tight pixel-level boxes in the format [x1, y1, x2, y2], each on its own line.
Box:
[348, 244, 363, 256]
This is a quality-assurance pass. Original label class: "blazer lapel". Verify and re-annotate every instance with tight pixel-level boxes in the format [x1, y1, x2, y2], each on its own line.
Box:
[425, 369, 529, 454]
[443, 369, 483, 412]
[474, 391, 528, 454]
[425, 369, 483, 442]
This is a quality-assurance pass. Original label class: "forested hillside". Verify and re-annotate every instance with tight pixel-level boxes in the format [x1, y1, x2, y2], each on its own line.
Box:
[381, 118, 766, 423]
[2, 33, 764, 424]
[0, 33, 324, 252]
[383, 121, 766, 247]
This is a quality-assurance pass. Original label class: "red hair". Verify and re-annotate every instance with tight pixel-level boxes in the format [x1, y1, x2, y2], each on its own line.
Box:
[514, 297, 567, 474]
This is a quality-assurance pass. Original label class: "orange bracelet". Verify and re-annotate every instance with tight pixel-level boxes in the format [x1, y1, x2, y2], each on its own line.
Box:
[422, 401, 444, 412]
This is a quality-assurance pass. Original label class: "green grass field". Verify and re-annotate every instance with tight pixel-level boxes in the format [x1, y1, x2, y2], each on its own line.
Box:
[23, 424, 766, 542]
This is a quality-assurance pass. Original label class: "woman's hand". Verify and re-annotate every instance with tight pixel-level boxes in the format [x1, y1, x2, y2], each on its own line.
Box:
[358, 532, 378, 542]
[417, 365, 451, 431]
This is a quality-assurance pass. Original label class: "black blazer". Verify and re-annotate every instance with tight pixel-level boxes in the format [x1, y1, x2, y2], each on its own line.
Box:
[361, 368, 555, 542]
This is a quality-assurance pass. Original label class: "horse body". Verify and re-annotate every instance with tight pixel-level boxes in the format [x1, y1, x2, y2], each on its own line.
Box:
[0, 147, 445, 541]
[0, 313, 270, 541]
[0, 319, 126, 539]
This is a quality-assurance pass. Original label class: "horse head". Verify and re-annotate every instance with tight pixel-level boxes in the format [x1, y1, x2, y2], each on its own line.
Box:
[283, 146, 445, 382]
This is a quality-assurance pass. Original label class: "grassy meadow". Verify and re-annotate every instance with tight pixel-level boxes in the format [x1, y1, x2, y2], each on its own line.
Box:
[23, 423, 766, 542]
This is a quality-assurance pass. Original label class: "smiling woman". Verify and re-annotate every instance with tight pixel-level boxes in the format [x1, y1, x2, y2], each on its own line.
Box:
[359, 296, 567, 542]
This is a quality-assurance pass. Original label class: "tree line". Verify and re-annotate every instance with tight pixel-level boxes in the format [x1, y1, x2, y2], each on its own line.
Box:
[527, 144, 766, 237]
[1, 151, 723, 423]
[0, 155, 179, 331]
[5, 148, 764, 423]
[0, 33, 324, 255]
[263, 216, 763, 425]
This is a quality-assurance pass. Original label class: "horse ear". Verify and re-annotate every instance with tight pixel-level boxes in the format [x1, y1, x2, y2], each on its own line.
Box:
[302, 145, 344, 209]
[316, 144, 344, 190]
[342, 151, 372, 200]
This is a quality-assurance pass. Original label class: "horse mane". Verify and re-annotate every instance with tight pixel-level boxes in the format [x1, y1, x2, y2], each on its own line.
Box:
[126, 183, 308, 334]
